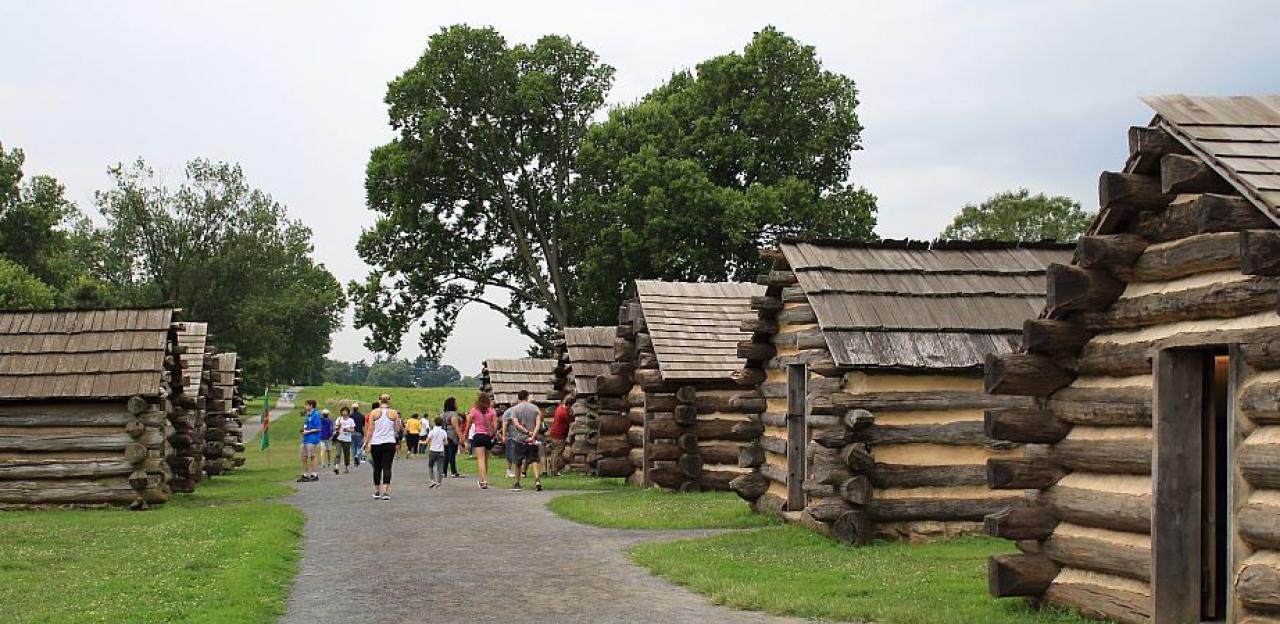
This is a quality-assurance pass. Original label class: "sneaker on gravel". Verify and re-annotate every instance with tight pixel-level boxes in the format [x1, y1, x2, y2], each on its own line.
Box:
[535, 481, 543, 492]
[333, 468, 339, 475]
[511, 484, 522, 492]
[381, 494, 391, 500]
[296, 476, 309, 482]
[373, 492, 380, 499]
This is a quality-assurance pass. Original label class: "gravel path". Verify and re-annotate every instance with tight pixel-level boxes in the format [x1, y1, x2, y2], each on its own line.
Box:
[279, 462, 812, 623]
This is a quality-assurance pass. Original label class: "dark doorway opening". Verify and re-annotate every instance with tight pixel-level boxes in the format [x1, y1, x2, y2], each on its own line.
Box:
[786, 364, 807, 512]
[1152, 348, 1232, 623]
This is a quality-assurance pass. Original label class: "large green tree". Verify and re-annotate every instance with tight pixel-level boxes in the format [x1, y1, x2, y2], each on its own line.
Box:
[0, 257, 56, 309]
[940, 188, 1093, 242]
[352, 25, 614, 358]
[0, 142, 109, 306]
[568, 27, 877, 323]
[95, 159, 346, 391]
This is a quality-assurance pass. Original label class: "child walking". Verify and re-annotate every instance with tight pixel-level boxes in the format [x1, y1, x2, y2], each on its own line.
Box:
[425, 416, 448, 488]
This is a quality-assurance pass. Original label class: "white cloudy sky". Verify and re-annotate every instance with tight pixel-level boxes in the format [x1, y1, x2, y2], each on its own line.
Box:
[2, 1, 1277, 374]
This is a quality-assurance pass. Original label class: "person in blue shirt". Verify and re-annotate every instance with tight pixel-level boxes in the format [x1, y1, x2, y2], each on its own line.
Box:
[298, 399, 323, 482]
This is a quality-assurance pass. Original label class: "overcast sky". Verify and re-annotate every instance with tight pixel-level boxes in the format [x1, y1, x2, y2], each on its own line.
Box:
[2, 1, 1277, 375]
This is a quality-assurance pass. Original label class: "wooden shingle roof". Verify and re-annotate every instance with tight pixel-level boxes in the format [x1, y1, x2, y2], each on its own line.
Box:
[1142, 95, 1280, 220]
[780, 240, 1071, 371]
[563, 327, 614, 395]
[0, 308, 177, 400]
[482, 358, 558, 406]
[636, 280, 765, 382]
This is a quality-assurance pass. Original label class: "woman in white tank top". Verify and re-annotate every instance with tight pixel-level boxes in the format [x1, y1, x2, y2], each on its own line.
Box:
[363, 394, 401, 500]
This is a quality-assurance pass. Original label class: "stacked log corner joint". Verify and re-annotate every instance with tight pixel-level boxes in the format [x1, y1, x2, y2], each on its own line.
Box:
[981, 97, 1280, 624]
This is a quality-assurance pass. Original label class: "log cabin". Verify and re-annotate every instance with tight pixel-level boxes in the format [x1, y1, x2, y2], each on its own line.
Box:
[169, 322, 209, 491]
[203, 352, 245, 476]
[729, 239, 1071, 544]
[983, 95, 1280, 624]
[552, 327, 614, 471]
[480, 358, 559, 411]
[597, 280, 766, 488]
[0, 308, 184, 509]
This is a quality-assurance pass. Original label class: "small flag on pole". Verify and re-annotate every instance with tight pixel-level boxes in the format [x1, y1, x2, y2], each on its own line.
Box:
[260, 387, 271, 451]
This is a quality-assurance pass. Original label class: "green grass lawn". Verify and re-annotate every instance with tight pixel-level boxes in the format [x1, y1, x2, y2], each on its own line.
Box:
[629, 527, 1107, 624]
[0, 386, 311, 624]
[548, 489, 778, 529]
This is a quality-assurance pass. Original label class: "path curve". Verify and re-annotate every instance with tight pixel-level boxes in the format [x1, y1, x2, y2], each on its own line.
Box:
[279, 463, 812, 623]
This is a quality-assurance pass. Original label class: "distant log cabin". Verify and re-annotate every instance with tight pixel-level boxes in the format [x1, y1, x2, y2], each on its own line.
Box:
[551, 327, 614, 472]
[480, 358, 559, 411]
[729, 239, 1070, 545]
[0, 308, 184, 509]
[983, 94, 1280, 624]
[598, 280, 766, 488]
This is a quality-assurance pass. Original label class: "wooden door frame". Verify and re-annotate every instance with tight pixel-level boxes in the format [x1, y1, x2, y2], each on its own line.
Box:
[786, 363, 807, 512]
[1151, 346, 1240, 623]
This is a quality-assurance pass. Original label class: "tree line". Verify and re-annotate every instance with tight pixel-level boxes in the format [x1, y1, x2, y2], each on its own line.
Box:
[321, 355, 477, 388]
[0, 147, 345, 393]
[352, 25, 1092, 360]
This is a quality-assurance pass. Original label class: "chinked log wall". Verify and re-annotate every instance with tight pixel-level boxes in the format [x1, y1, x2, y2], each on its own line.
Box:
[593, 301, 642, 482]
[730, 275, 1030, 545]
[983, 125, 1280, 624]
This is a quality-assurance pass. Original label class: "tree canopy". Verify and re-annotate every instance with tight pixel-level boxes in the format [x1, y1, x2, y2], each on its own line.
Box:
[354, 25, 878, 352]
[91, 159, 347, 392]
[567, 27, 877, 323]
[351, 25, 614, 358]
[940, 188, 1093, 242]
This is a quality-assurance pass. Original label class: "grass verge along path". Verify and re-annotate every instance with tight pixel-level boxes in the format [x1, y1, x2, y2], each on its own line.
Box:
[549, 489, 778, 529]
[629, 526, 1107, 624]
[0, 390, 306, 624]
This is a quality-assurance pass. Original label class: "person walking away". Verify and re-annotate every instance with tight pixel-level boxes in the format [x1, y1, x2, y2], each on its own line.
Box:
[500, 404, 517, 478]
[333, 406, 355, 474]
[425, 416, 448, 488]
[319, 410, 335, 468]
[364, 394, 402, 500]
[463, 392, 498, 489]
[405, 413, 422, 456]
[442, 397, 464, 478]
[298, 400, 322, 482]
[548, 397, 575, 477]
[506, 390, 544, 492]
[350, 402, 365, 467]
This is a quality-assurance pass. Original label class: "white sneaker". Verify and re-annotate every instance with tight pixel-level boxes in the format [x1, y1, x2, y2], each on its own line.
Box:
[505, 469, 515, 478]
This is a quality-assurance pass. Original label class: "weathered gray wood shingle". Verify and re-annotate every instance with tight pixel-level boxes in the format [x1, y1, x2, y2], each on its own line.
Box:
[481, 358, 558, 406]
[0, 308, 178, 400]
[635, 280, 765, 382]
[563, 326, 614, 395]
[780, 240, 1071, 370]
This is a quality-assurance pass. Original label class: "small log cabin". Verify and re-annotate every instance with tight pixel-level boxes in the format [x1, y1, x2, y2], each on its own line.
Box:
[596, 280, 765, 488]
[0, 308, 184, 509]
[480, 358, 559, 411]
[983, 95, 1280, 624]
[729, 239, 1070, 544]
[171, 321, 209, 491]
[552, 327, 614, 471]
[203, 352, 245, 476]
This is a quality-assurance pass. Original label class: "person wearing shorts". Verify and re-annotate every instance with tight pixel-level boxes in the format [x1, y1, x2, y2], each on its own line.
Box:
[463, 392, 498, 489]
[505, 390, 544, 492]
[298, 400, 322, 482]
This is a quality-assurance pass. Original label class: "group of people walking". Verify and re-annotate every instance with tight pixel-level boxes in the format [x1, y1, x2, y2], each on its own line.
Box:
[296, 390, 575, 499]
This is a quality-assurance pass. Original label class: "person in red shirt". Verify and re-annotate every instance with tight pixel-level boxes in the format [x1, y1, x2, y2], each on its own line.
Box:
[547, 397, 575, 476]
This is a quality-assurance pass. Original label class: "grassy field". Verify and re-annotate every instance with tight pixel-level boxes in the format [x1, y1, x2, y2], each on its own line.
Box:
[0, 387, 308, 624]
[629, 526, 1105, 624]
[548, 489, 777, 529]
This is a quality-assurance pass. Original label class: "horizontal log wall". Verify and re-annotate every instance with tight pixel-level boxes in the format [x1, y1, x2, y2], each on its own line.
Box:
[984, 137, 1280, 624]
[0, 400, 170, 509]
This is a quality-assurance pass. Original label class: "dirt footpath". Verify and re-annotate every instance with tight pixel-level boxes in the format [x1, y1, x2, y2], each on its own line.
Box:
[279, 463, 811, 623]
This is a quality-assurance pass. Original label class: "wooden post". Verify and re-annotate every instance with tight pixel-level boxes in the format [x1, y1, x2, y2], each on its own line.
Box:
[787, 363, 807, 512]
[1151, 349, 1203, 623]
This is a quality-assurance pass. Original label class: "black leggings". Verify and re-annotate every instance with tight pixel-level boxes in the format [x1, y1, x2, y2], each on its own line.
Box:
[371, 443, 396, 485]
[444, 440, 460, 475]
